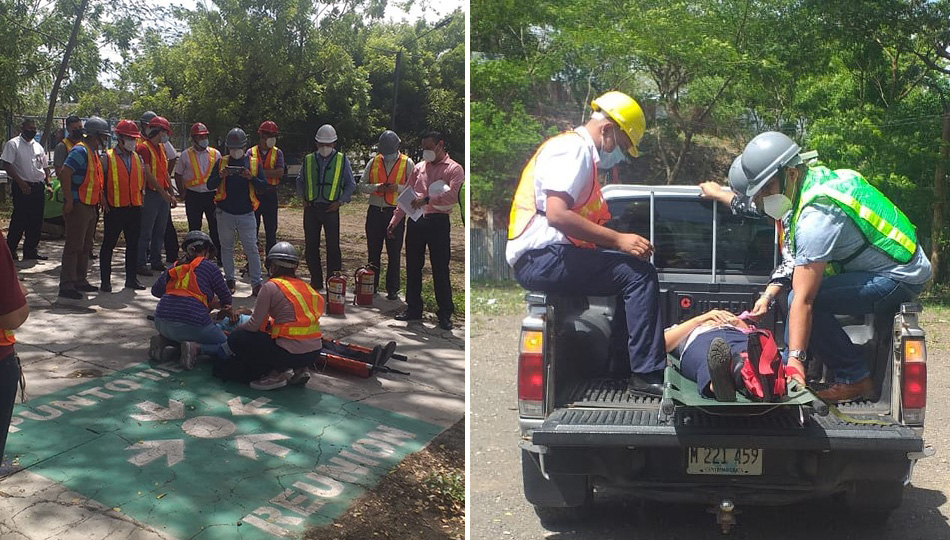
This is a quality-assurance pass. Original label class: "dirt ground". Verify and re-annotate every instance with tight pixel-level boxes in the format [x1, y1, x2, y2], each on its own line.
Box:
[306, 419, 465, 540]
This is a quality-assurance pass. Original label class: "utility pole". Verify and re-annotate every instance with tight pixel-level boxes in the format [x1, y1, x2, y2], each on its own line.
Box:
[391, 51, 402, 130]
[41, 0, 89, 148]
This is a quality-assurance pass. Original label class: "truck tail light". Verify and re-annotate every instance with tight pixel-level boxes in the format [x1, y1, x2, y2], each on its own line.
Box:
[518, 330, 544, 417]
[901, 337, 926, 424]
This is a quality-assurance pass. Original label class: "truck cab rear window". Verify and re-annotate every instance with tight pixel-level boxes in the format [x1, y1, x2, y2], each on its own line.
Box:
[605, 196, 776, 275]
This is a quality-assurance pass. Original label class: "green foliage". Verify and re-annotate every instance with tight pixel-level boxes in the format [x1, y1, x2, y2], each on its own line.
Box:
[423, 471, 464, 506]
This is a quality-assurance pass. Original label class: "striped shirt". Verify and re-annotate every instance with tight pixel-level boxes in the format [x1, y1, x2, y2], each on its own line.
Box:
[151, 259, 232, 327]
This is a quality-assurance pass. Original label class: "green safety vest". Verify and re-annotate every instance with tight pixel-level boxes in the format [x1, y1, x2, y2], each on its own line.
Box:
[303, 151, 344, 202]
[789, 166, 917, 273]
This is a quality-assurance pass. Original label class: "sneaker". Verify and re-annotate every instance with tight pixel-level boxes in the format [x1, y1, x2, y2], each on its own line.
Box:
[136, 266, 154, 277]
[288, 369, 311, 386]
[250, 372, 289, 391]
[76, 283, 98, 293]
[180, 341, 200, 370]
[148, 335, 165, 362]
[226, 279, 236, 294]
[395, 311, 423, 322]
[58, 289, 83, 300]
[706, 337, 737, 402]
[161, 345, 181, 364]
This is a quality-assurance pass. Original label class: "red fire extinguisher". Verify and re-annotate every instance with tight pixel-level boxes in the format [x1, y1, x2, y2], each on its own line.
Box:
[326, 272, 347, 315]
[354, 265, 376, 306]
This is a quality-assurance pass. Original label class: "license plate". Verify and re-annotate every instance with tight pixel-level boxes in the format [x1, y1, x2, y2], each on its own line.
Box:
[686, 447, 763, 475]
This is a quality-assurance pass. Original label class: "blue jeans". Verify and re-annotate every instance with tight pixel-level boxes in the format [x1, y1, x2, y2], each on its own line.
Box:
[138, 190, 170, 267]
[788, 272, 924, 384]
[154, 317, 227, 356]
[513, 245, 666, 375]
[216, 209, 262, 286]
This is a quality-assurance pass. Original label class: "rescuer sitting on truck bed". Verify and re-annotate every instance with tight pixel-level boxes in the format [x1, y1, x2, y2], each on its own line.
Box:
[505, 91, 668, 396]
[723, 132, 932, 403]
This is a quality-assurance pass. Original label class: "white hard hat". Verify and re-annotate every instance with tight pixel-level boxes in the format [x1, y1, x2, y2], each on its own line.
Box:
[428, 180, 455, 211]
[315, 124, 338, 144]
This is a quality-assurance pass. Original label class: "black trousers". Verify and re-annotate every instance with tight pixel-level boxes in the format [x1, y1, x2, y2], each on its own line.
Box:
[405, 213, 453, 318]
[0, 352, 20, 461]
[7, 181, 45, 257]
[303, 203, 341, 287]
[164, 213, 179, 263]
[214, 330, 315, 383]
[365, 206, 405, 295]
[184, 190, 222, 257]
[100, 206, 142, 286]
[255, 186, 279, 253]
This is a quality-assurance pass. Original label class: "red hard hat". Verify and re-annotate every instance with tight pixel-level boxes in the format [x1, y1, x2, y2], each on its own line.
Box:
[114, 119, 141, 138]
[191, 122, 210, 136]
[147, 115, 172, 134]
[258, 120, 279, 134]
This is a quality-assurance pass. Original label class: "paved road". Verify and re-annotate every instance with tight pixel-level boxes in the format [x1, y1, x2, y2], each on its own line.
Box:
[471, 311, 950, 540]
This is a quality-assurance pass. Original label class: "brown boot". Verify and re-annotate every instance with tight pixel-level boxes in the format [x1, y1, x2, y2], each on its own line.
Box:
[816, 376, 873, 403]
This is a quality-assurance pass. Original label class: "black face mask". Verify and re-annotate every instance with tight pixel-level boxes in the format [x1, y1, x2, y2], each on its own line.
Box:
[70, 129, 83, 139]
[22, 130, 36, 141]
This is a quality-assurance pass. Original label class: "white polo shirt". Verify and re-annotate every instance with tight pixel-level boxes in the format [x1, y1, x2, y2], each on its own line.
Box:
[1, 135, 48, 183]
[173, 147, 216, 193]
[505, 127, 600, 266]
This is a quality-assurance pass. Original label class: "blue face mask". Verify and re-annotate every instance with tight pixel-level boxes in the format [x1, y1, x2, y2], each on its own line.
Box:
[598, 144, 627, 170]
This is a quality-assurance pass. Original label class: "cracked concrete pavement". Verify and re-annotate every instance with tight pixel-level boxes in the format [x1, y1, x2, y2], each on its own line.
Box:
[0, 238, 465, 540]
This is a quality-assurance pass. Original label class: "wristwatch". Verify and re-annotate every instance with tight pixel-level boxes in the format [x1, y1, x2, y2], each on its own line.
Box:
[788, 349, 807, 362]
[424, 196, 430, 204]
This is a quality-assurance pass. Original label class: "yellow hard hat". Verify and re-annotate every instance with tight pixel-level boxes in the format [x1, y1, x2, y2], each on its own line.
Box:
[591, 91, 646, 157]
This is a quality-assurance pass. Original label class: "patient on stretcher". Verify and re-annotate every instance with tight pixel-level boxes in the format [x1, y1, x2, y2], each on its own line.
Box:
[664, 310, 805, 401]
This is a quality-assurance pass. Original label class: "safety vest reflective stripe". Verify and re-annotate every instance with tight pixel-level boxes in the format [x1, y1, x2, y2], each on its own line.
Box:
[105, 149, 144, 207]
[250, 146, 280, 186]
[164, 256, 209, 307]
[139, 140, 170, 189]
[215, 157, 260, 211]
[507, 132, 610, 249]
[303, 152, 344, 202]
[64, 139, 76, 152]
[185, 147, 220, 189]
[0, 329, 14, 347]
[75, 142, 104, 205]
[268, 277, 324, 340]
[370, 154, 408, 205]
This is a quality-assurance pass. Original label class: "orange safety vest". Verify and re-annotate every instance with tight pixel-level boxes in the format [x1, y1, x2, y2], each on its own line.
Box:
[249, 145, 281, 186]
[215, 156, 261, 211]
[184, 147, 221, 189]
[105, 149, 145, 207]
[164, 256, 209, 307]
[369, 153, 409, 205]
[138, 139, 170, 190]
[0, 329, 14, 347]
[74, 141, 104, 205]
[507, 132, 611, 249]
[268, 277, 324, 340]
[64, 138, 78, 152]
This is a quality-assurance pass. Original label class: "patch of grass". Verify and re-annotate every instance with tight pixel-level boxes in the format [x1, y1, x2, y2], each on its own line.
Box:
[471, 280, 525, 316]
[423, 471, 464, 509]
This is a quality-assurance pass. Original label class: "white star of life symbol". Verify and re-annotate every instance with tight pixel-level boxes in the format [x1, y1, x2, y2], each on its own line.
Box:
[125, 397, 291, 467]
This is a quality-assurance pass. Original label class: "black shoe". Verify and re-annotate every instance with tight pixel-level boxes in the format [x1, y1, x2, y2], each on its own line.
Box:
[76, 283, 98, 293]
[395, 311, 423, 322]
[378, 341, 397, 367]
[100, 282, 112, 293]
[437, 315, 453, 331]
[368, 345, 383, 369]
[628, 370, 665, 396]
[136, 265, 154, 277]
[706, 338, 737, 402]
[125, 281, 146, 291]
[22, 252, 48, 261]
[226, 279, 236, 293]
[150, 262, 166, 271]
[58, 289, 83, 300]
[386, 292, 400, 301]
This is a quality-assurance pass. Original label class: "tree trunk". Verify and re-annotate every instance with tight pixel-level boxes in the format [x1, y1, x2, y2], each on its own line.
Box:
[40, 0, 88, 148]
[666, 130, 695, 185]
[931, 111, 950, 285]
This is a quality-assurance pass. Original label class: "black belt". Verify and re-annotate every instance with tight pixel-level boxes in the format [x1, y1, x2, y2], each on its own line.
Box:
[420, 213, 449, 219]
[369, 205, 396, 212]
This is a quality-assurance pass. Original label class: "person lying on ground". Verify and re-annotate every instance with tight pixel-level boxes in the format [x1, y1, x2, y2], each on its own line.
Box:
[149, 230, 232, 367]
[665, 309, 805, 401]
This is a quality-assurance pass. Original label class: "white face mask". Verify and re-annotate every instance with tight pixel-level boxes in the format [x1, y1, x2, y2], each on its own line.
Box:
[422, 149, 437, 162]
[230, 149, 244, 160]
[265, 137, 277, 149]
[598, 144, 626, 170]
[762, 193, 793, 220]
[196, 138, 209, 149]
[160, 133, 170, 144]
[123, 139, 137, 152]
[318, 146, 333, 157]
[383, 152, 399, 162]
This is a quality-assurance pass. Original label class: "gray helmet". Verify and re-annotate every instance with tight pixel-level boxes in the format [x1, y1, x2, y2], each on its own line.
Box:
[727, 156, 750, 198]
[737, 131, 801, 197]
[266, 241, 300, 268]
[182, 230, 213, 252]
[140, 111, 157, 125]
[377, 130, 400, 154]
[84, 116, 112, 137]
[315, 124, 337, 143]
[225, 128, 248, 148]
